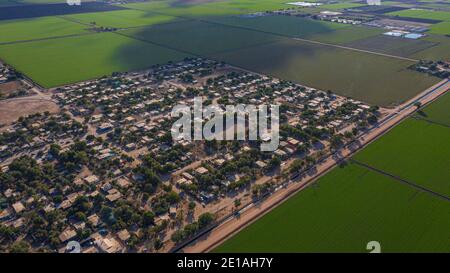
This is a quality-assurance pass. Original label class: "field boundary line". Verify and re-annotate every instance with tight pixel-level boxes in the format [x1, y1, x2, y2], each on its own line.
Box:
[292, 37, 419, 62]
[411, 115, 450, 129]
[350, 159, 450, 202]
[121, 4, 419, 62]
[0, 32, 100, 46]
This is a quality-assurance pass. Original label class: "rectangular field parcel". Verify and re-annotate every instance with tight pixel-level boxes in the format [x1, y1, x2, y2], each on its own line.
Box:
[212, 39, 439, 106]
[0, 16, 89, 44]
[215, 163, 450, 253]
[414, 91, 450, 126]
[0, 32, 190, 87]
[119, 20, 282, 55]
[354, 117, 450, 197]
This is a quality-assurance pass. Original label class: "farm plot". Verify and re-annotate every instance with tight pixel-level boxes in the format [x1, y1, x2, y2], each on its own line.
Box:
[0, 32, 190, 87]
[387, 9, 450, 22]
[307, 25, 384, 44]
[62, 9, 180, 29]
[0, 16, 89, 44]
[414, 91, 450, 126]
[429, 21, 450, 36]
[212, 39, 439, 106]
[0, 2, 126, 21]
[354, 118, 450, 197]
[209, 15, 347, 39]
[119, 20, 281, 56]
[412, 34, 450, 61]
[345, 34, 438, 57]
[215, 163, 450, 253]
[124, 0, 290, 17]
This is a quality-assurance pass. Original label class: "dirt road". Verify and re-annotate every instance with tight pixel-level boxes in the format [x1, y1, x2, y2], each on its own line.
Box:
[180, 79, 449, 253]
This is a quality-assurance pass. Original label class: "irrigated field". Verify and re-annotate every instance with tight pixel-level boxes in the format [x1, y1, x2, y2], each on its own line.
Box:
[354, 118, 450, 197]
[119, 20, 282, 55]
[387, 9, 450, 21]
[414, 91, 450, 126]
[0, 32, 190, 87]
[212, 39, 439, 106]
[0, 16, 89, 44]
[215, 163, 450, 253]
[62, 9, 180, 29]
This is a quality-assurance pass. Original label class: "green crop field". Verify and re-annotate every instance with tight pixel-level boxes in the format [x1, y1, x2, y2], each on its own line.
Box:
[345, 34, 437, 57]
[212, 39, 439, 106]
[124, 0, 290, 17]
[320, 3, 365, 10]
[412, 35, 450, 61]
[414, 92, 450, 126]
[308, 25, 384, 44]
[354, 118, 450, 197]
[429, 21, 450, 36]
[387, 9, 450, 21]
[62, 9, 180, 29]
[0, 16, 89, 44]
[0, 32, 190, 87]
[209, 15, 347, 39]
[215, 163, 450, 253]
[119, 20, 281, 55]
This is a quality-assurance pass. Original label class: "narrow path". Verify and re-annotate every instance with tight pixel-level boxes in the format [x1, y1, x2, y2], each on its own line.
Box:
[351, 159, 450, 202]
[292, 37, 419, 62]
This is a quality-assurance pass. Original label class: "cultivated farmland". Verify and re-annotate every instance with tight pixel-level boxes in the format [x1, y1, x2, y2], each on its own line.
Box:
[0, 32, 190, 87]
[212, 39, 439, 106]
[353, 118, 450, 197]
[414, 91, 450, 126]
[214, 163, 450, 253]
[0, 16, 89, 44]
[119, 20, 282, 55]
[62, 9, 180, 29]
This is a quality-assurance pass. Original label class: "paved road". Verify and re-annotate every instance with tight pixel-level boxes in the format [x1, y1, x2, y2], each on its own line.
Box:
[180, 79, 449, 253]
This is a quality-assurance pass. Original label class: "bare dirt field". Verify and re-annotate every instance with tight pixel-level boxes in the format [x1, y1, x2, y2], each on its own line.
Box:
[0, 80, 21, 96]
[0, 97, 59, 128]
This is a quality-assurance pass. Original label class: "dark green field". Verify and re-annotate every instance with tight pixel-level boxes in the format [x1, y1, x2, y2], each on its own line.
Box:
[212, 39, 439, 106]
[0, 32, 190, 87]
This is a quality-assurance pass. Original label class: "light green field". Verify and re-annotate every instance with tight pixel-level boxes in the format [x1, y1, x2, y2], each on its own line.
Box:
[309, 25, 384, 44]
[123, 0, 291, 17]
[388, 9, 450, 21]
[415, 92, 450, 126]
[0, 32, 190, 87]
[320, 3, 365, 10]
[63, 9, 180, 29]
[215, 163, 450, 253]
[0, 16, 89, 44]
[212, 39, 439, 106]
[354, 118, 450, 197]
[429, 21, 450, 36]
[120, 20, 281, 55]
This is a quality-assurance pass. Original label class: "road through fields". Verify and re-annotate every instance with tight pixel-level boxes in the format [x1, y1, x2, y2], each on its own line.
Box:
[180, 79, 449, 253]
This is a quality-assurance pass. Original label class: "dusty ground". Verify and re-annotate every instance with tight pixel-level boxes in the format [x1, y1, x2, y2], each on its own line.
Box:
[0, 81, 21, 96]
[0, 97, 59, 128]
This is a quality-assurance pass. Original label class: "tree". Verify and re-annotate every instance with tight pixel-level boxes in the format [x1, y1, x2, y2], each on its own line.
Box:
[171, 230, 185, 244]
[198, 212, 215, 229]
[9, 240, 30, 253]
[142, 211, 155, 227]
